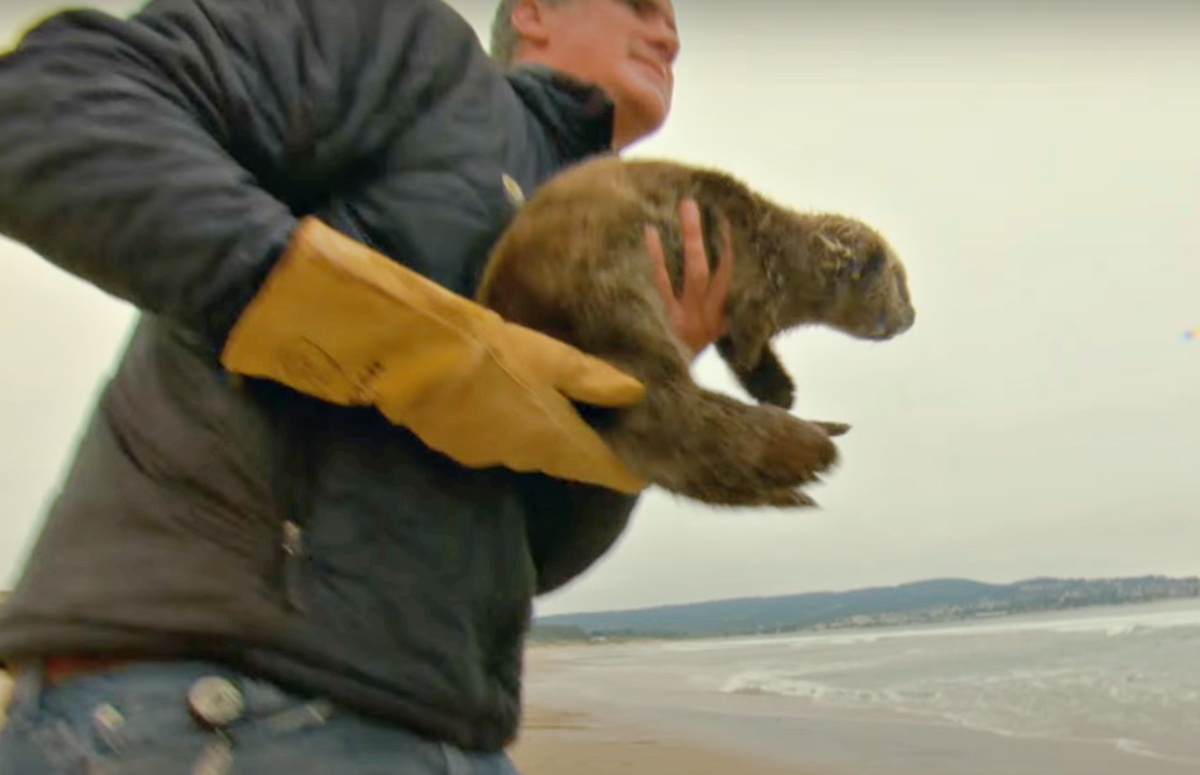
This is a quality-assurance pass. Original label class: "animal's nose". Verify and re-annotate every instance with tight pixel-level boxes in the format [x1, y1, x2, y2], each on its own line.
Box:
[875, 307, 915, 338]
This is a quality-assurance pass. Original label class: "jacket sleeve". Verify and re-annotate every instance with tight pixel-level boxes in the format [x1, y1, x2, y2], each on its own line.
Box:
[522, 475, 640, 596]
[0, 0, 482, 351]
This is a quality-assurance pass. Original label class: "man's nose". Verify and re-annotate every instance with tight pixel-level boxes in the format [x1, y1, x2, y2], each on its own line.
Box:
[646, 21, 680, 64]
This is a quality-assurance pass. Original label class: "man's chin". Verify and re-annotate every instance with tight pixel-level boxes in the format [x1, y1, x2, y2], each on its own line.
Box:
[614, 110, 667, 148]
[628, 88, 670, 127]
[605, 83, 669, 146]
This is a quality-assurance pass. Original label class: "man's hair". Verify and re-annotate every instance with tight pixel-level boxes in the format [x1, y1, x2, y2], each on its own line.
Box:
[489, 0, 568, 65]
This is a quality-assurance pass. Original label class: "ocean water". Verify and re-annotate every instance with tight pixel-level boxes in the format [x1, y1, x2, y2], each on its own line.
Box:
[527, 598, 1200, 773]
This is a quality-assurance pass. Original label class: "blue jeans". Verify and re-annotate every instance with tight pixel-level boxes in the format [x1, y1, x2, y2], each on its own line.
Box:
[0, 660, 522, 774]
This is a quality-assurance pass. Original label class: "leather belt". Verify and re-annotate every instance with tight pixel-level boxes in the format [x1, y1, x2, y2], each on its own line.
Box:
[37, 654, 141, 685]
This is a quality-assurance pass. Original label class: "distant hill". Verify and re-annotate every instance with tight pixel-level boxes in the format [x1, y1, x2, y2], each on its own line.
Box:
[534, 575, 1200, 641]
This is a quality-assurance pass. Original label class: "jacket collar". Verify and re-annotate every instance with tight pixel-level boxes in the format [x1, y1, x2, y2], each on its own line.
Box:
[505, 64, 615, 162]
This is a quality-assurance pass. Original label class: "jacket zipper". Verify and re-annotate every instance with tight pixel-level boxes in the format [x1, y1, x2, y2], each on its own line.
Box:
[281, 519, 308, 614]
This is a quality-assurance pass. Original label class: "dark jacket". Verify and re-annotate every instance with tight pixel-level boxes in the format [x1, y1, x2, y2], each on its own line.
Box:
[0, 0, 637, 751]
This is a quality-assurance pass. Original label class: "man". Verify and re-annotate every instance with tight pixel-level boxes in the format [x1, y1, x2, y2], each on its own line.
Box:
[0, 0, 732, 772]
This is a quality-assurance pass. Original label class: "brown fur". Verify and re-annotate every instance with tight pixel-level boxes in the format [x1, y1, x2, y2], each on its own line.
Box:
[476, 157, 916, 508]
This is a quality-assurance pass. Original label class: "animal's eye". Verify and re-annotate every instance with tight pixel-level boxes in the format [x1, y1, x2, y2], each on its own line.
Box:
[862, 251, 887, 277]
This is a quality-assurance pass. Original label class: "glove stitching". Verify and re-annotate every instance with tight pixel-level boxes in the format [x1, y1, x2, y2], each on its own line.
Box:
[479, 339, 640, 488]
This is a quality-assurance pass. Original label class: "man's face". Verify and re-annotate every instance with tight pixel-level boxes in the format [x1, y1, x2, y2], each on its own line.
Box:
[517, 0, 680, 148]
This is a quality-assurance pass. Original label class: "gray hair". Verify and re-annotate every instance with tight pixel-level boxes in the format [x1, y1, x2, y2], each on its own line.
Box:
[489, 0, 568, 65]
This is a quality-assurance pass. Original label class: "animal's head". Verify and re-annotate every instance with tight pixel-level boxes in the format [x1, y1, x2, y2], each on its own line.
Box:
[810, 218, 916, 341]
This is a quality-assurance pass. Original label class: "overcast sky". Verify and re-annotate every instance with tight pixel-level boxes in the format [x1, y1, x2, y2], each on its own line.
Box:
[2, 1, 1197, 617]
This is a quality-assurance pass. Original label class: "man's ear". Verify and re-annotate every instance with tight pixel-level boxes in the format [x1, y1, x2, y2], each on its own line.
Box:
[511, 0, 552, 49]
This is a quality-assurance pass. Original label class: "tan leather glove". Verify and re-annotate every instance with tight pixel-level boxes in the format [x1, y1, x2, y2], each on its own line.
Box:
[220, 217, 647, 494]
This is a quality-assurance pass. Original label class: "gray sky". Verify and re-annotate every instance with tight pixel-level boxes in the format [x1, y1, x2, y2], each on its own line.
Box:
[2, 1, 1197, 617]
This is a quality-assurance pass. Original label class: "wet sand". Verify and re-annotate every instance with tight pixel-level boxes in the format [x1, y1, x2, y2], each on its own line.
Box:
[509, 704, 829, 775]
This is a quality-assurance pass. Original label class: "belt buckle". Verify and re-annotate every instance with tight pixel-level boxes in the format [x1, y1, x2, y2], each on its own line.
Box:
[187, 676, 245, 729]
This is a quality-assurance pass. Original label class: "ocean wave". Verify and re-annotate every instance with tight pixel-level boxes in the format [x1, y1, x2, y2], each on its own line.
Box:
[715, 662, 1200, 760]
[1113, 738, 1200, 767]
[719, 670, 897, 707]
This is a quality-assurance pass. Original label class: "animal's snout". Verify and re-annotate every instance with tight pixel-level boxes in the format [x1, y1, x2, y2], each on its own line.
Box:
[891, 273, 916, 335]
[871, 306, 915, 339]
[874, 312, 890, 337]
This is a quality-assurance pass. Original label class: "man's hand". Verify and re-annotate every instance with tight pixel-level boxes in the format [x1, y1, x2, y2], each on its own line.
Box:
[646, 199, 734, 359]
[222, 217, 648, 494]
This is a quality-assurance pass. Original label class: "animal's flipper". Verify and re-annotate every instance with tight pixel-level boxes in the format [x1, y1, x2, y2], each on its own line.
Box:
[548, 278, 842, 508]
[593, 377, 841, 508]
[717, 336, 795, 409]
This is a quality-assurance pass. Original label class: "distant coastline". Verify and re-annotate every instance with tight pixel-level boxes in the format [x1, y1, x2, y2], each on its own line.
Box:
[4, 578, 1197, 646]
[532, 575, 1200, 644]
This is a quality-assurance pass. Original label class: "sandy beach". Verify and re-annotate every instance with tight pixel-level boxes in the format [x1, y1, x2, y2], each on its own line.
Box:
[507, 643, 837, 775]
[509, 703, 824, 775]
